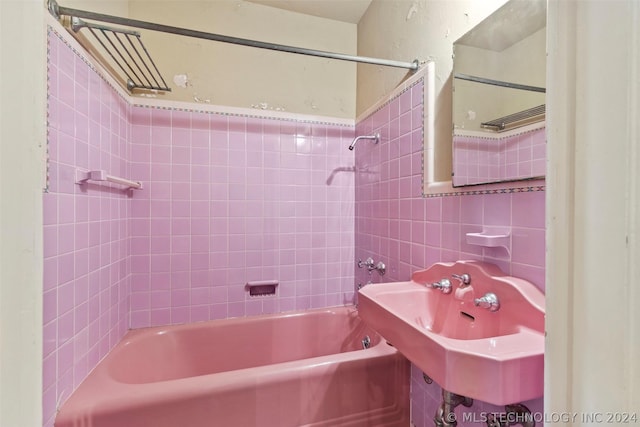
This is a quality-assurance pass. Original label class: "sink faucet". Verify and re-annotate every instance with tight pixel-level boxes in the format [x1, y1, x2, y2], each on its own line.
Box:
[451, 273, 471, 286]
[429, 278, 452, 294]
[474, 293, 500, 312]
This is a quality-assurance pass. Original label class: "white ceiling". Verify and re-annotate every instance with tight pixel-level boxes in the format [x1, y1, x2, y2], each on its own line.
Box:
[246, 0, 373, 24]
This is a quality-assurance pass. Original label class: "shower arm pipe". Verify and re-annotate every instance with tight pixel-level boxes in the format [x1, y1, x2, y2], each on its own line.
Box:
[49, 0, 420, 72]
[348, 133, 380, 151]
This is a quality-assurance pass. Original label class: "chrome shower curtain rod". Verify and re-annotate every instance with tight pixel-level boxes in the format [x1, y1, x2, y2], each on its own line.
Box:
[454, 73, 546, 93]
[49, 0, 420, 72]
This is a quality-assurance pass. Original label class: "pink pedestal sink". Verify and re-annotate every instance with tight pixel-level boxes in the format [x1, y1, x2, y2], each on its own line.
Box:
[358, 260, 545, 406]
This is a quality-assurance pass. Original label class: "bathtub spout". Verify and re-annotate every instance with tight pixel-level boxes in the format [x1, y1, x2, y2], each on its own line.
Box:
[361, 335, 371, 349]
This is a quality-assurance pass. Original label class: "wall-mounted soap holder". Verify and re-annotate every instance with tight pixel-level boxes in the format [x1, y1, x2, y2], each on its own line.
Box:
[245, 280, 278, 297]
[466, 226, 511, 254]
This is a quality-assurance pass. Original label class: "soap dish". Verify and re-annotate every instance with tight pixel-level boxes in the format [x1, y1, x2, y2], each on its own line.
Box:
[466, 227, 511, 253]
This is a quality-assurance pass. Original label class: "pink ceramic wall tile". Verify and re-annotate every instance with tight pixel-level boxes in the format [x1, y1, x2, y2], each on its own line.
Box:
[511, 227, 546, 267]
[453, 127, 545, 186]
[127, 107, 354, 328]
[354, 77, 544, 426]
[511, 263, 546, 292]
[532, 139, 546, 158]
[512, 190, 545, 228]
[44, 31, 132, 427]
[482, 192, 511, 226]
[502, 163, 516, 180]
[150, 309, 170, 326]
[460, 194, 484, 225]
[518, 160, 533, 178]
[532, 158, 545, 177]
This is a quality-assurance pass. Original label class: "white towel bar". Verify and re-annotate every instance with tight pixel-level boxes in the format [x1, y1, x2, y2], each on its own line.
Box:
[76, 169, 143, 190]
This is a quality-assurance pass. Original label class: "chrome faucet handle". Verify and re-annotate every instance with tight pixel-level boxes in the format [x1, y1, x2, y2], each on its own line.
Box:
[357, 257, 375, 269]
[375, 261, 386, 276]
[451, 273, 471, 286]
[357, 258, 385, 275]
[474, 292, 500, 312]
[429, 278, 452, 294]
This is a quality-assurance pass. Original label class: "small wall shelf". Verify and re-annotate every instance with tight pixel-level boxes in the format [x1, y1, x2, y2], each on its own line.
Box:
[76, 169, 143, 190]
[466, 226, 511, 254]
[245, 280, 278, 297]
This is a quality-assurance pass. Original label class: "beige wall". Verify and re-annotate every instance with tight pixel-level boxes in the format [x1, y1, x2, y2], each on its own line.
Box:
[0, 0, 47, 425]
[356, 0, 507, 182]
[126, 0, 357, 118]
[61, 0, 129, 15]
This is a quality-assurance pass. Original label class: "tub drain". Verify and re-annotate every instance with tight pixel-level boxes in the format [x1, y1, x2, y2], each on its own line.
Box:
[361, 335, 371, 349]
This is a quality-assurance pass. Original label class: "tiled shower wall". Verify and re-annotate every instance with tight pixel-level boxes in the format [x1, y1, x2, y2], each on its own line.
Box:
[43, 31, 132, 427]
[127, 107, 355, 328]
[44, 28, 355, 425]
[354, 78, 545, 426]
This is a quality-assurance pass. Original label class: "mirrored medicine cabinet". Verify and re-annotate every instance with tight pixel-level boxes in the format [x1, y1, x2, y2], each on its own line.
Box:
[451, 0, 546, 187]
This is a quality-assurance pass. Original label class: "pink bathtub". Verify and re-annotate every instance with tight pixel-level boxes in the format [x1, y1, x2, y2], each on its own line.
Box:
[55, 306, 409, 427]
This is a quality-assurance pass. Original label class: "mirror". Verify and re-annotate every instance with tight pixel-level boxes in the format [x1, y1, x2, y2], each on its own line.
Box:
[452, 0, 546, 187]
